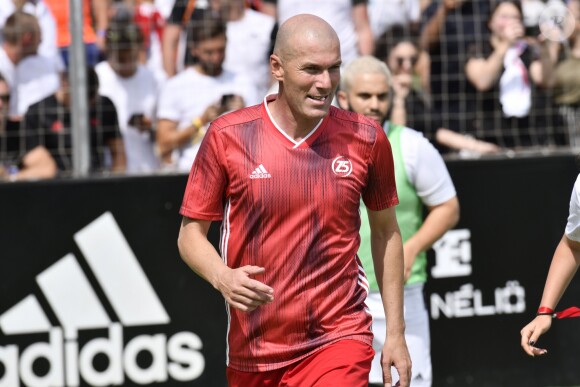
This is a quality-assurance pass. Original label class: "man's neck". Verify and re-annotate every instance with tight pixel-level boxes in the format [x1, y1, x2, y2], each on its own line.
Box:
[193, 64, 222, 77]
[225, 5, 245, 21]
[267, 94, 323, 141]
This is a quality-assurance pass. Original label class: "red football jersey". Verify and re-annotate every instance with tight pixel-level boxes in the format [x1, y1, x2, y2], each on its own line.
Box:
[180, 95, 398, 372]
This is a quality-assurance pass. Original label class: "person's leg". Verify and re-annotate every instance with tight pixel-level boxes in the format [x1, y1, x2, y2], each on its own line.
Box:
[226, 366, 286, 387]
[282, 339, 374, 387]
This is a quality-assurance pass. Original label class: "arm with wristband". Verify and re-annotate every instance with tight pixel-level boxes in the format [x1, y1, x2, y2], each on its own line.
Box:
[520, 175, 580, 357]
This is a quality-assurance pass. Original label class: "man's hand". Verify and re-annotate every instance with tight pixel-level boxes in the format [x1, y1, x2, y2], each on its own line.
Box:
[201, 103, 223, 126]
[392, 74, 412, 100]
[381, 334, 412, 387]
[223, 94, 245, 112]
[520, 315, 551, 356]
[216, 265, 274, 312]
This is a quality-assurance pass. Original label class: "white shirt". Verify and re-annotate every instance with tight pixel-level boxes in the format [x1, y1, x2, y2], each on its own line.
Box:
[0, 48, 15, 86]
[367, 0, 420, 38]
[13, 54, 60, 116]
[224, 9, 275, 104]
[386, 123, 456, 206]
[275, 0, 361, 66]
[157, 66, 256, 171]
[565, 174, 580, 242]
[96, 61, 160, 173]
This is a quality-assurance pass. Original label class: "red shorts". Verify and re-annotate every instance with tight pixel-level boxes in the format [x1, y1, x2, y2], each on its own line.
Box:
[226, 339, 374, 386]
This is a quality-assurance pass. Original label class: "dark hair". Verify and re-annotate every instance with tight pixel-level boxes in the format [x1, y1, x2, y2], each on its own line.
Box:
[105, 23, 144, 52]
[375, 25, 420, 62]
[186, 15, 227, 47]
[2, 11, 40, 45]
[62, 66, 99, 100]
[489, 0, 523, 24]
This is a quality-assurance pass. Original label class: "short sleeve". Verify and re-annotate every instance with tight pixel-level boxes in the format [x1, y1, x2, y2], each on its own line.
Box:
[362, 124, 398, 211]
[180, 124, 229, 220]
[404, 129, 456, 206]
[565, 175, 580, 242]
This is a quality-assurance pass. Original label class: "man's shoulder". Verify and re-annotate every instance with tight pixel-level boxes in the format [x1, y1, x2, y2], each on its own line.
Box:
[95, 95, 116, 110]
[24, 95, 60, 130]
[17, 54, 58, 72]
[212, 104, 263, 131]
[27, 94, 58, 113]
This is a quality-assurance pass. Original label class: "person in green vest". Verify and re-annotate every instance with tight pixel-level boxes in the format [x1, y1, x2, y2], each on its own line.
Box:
[337, 55, 460, 387]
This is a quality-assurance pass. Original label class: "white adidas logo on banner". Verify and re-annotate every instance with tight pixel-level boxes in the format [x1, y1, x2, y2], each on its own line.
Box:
[0, 212, 205, 387]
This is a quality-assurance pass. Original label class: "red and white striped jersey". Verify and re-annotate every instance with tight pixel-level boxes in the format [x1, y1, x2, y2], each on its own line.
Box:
[180, 95, 398, 372]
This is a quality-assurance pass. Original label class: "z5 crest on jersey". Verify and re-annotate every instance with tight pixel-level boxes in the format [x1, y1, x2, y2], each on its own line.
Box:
[332, 156, 353, 177]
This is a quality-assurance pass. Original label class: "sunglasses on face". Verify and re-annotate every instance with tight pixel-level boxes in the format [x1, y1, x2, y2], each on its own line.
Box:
[395, 55, 419, 67]
[0, 94, 10, 103]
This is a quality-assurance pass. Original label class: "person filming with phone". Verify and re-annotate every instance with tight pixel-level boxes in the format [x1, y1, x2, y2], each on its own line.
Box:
[156, 15, 255, 171]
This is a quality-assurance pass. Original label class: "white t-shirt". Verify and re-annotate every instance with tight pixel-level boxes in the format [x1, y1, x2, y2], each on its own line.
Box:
[386, 123, 456, 206]
[0, 47, 15, 86]
[157, 66, 256, 171]
[565, 174, 580, 242]
[367, 0, 420, 38]
[13, 54, 60, 116]
[275, 0, 361, 66]
[96, 61, 160, 173]
[224, 9, 275, 104]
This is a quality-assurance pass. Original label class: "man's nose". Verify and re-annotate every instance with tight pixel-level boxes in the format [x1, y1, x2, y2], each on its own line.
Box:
[315, 70, 332, 90]
[369, 96, 380, 109]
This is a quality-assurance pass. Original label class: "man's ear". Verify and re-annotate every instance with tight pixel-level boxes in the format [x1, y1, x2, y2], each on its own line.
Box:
[270, 54, 284, 81]
[336, 90, 349, 110]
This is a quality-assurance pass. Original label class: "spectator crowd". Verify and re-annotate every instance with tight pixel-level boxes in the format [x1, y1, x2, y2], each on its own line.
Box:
[0, 0, 578, 181]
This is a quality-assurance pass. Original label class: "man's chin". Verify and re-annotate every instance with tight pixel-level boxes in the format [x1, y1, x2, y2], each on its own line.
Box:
[204, 66, 223, 77]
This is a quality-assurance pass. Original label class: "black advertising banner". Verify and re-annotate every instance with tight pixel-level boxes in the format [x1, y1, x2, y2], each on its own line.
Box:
[426, 154, 580, 386]
[0, 175, 227, 387]
[0, 155, 579, 387]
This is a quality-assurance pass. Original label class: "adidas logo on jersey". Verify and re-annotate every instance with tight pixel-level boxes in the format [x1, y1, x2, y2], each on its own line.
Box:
[249, 164, 271, 179]
[0, 212, 205, 387]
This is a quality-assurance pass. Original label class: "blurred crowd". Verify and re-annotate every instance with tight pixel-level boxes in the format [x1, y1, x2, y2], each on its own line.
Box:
[0, 0, 578, 181]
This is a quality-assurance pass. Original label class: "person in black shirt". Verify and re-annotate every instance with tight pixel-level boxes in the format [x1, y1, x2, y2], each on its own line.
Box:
[23, 67, 126, 175]
[0, 74, 57, 181]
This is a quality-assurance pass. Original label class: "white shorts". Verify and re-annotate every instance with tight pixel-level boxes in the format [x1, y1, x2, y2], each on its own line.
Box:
[366, 283, 432, 387]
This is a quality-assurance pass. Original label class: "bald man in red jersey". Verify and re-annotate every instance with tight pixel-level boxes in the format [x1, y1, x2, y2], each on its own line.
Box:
[178, 13, 411, 387]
